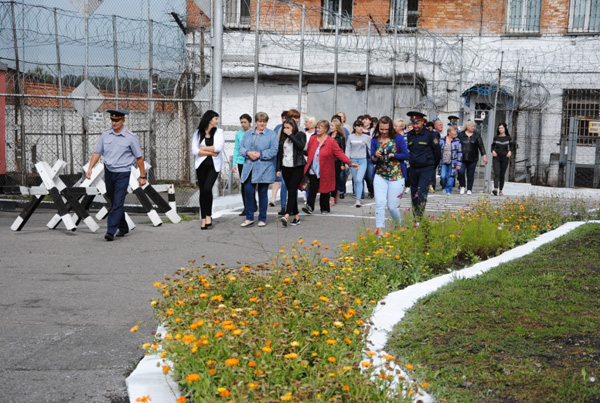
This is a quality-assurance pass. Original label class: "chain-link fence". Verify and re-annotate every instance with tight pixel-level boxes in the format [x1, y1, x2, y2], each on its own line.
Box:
[2, 0, 600, 210]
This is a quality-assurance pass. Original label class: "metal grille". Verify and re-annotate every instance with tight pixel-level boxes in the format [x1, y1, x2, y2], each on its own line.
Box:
[561, 89, 600, 146]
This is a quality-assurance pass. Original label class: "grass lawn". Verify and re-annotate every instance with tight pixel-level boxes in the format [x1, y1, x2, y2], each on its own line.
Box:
[388, 223, 600, 403]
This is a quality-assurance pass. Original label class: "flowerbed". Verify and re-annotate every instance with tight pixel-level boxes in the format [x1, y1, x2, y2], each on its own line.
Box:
[137, 197, 599, 402]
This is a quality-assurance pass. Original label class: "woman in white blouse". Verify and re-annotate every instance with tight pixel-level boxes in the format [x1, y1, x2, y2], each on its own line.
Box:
[191, 110, 225, 230]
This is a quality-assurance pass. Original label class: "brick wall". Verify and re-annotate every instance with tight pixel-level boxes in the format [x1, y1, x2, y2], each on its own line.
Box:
[187, 0, 575, 35]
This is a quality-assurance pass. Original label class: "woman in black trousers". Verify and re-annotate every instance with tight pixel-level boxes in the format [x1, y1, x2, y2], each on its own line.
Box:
[277, 118, 306, 226]
[491, 122, 513, 196]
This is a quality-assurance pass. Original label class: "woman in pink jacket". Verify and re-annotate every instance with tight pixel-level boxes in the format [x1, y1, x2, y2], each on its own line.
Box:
[302, 120, 357, 215]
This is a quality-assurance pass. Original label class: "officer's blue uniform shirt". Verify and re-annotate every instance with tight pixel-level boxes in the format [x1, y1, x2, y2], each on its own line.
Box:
[406, 128, 441, 168]
[94, 127, 143, 172]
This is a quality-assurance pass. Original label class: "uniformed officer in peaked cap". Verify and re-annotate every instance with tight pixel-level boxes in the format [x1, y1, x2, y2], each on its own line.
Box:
[86, 109, 147, 241]
[405, 111, 441, 218]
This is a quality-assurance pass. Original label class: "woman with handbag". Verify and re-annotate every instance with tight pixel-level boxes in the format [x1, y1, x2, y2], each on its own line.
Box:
[345, 119, 371, 207]
[276, 118, 306, 226]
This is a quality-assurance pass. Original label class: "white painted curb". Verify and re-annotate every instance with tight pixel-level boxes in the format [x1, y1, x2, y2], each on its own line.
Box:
[366, 220, 600, 402]
[126, 221, 599, 403]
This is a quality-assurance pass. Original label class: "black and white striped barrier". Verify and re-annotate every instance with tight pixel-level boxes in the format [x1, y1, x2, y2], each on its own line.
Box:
[84, 162, 180, 227]
[10, 160, 100, 232]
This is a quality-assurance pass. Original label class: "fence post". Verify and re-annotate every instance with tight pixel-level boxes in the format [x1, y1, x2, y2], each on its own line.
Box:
[593, 138, 600, 188]
[252, 0, 261, 118]
[0, 63, 5, 176]
[364, 21, 370, 114]
[333, 0, 342, 115]
[297, 5, 305, 112]
[148, 18, 156, 181]
[54, 8, 68, 171]
[565, 117, 577, 188]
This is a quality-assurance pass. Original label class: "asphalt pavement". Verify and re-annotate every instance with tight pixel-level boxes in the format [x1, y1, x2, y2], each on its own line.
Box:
[1, 181, 599, 402]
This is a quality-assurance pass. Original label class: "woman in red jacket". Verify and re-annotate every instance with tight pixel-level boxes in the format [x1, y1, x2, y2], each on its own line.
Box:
[302, 120, 357, 215]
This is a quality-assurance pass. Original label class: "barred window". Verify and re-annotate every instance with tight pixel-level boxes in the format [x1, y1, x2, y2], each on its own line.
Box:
[322, 0, 353, 30]
[506, 0, 541, 33]
[390, 0, 419, 28]
[225, 0, 251, 28]
[561, 89, 600, 146]
[569, 0, 600, 32]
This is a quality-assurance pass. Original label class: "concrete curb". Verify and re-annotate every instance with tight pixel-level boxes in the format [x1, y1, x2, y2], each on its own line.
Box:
[366, 220, 600, 402]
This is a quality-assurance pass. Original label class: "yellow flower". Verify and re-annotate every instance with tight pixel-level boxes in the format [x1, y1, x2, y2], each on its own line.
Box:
[233, 329, 242, 336]
[366, 351, 376, 356]
[326, 339, 337, 345]
[327, 357, 336, 363]
[153, 282, 162, 287]
[318, 296, 329, 302]
[249, 297, 258, 302]
[383, 354, 395, 360]
[290, 341, 300, 347]
[343, 385, 350, 391]
[312, 331, 320, 337]
[280, 393, 293, 401]
[333, 321, 343, 328]
[211, 295, 223, 301]
[284, 353, 298, 359]
[361, 362, 372, 368]
[185, 373, 201, 382]
[262, 346, 272, 353]
[218, 388, 230, 397]
[162, 365, 170, 374]
[405, 364, 414, 370]
[130, 325, 139, 333]
[248, 382, 258, 389]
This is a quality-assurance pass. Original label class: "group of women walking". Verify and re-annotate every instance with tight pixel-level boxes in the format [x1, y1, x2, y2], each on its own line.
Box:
[192, 109, 514, 232]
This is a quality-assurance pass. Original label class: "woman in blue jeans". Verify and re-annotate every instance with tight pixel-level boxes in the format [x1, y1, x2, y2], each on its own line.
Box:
[346, 119, 371, 207]
[370, 116, 409, 235]
[457, 120, 488, 195]
[438, 126, 462, 194]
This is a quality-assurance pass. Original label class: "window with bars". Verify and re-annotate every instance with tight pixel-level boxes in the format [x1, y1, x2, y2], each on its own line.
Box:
[506, 0, 541, 33]
[225, 0, 251, 28]
[561, 89, 600, 146]
[322, 0, 353, 30]
[569, 0, 600, 32]
[390, 0, 419, 28]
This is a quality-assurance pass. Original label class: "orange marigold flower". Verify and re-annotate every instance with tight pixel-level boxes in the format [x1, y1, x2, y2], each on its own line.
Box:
[176, 397, 187, 403]
[199, 292, 208, 298]
[248, 361, 257, 367]
[366, 351, 376, 356]
[162, 365, 170, 374]
[280, 393, 293, 401]
[405, 364, 414, 370]
[262, 346, 272, 353]
[182, 335, 195, 343]
[284, 353, 298, 359]
[249, 311, 258, 316]
[327, 357, 336, 363]
[249, 297, 258, 302]
[225, 358, 240, 366]
[344, 338, 352, 344]
[326, 339, 337, 345]
[361, 362, 372, 368]
[211, 295, 223, 301]
[343, 385, 350, 391]
[215, 332, 225, 338]
[218, 388, 230, 397]
[319, 296, 329, 302]
[135, 396, 151, 403]
[248, 382, 258, 389]
[233, 329, 242, 336]
[312, 331, 320, 337]
[185, 373, 201, 382]
[208, 369, 216, 375]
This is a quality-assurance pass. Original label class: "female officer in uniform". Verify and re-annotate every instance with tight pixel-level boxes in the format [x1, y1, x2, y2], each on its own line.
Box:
[405, 111, 441, 218]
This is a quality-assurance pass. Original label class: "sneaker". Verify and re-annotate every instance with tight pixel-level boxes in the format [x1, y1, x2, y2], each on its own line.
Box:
[104, 233, 114, 241]
[268, 201, 275, 207]
[321, 211, 330, 215]
[492, 189, 498, 196]
[240, 220, 254, 227]
[355, 201, 362, 208]
[258, 221, 266, 227]
[280, 216, 288, 226]
[290, 218, 301, 225]
[302, 205, 313, 214]
[278, 209, 286, 216]
[368, 193, 374, 199]
[339, 193, 345, 199]
[460, 187, 465, 195]
[467, 190, 472, 195]
[115, 230, 128, 237]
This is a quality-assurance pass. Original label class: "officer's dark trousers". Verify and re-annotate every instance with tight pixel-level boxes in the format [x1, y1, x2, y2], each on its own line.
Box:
[410, 166, 434, 218]
[104, 169, 130, 235]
